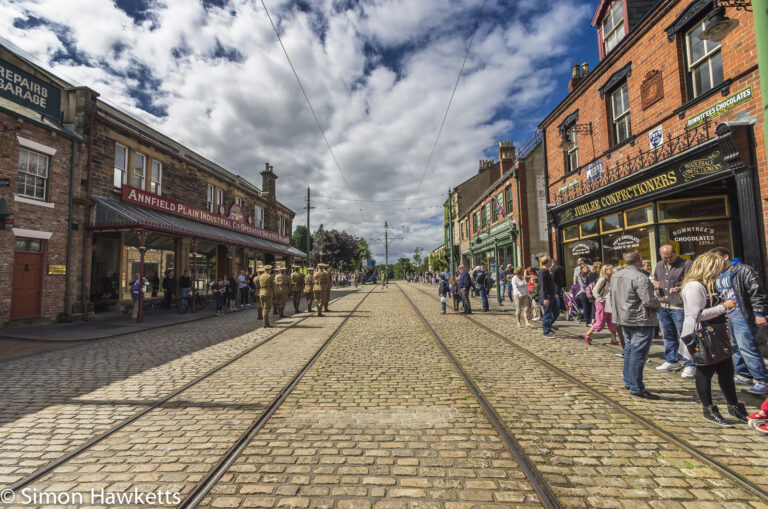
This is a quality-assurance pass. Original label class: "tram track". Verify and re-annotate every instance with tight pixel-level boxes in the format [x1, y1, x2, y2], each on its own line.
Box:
[405, 282, 768, 503]
[397, 284, 562, 509]
[6, 287, 374, 497]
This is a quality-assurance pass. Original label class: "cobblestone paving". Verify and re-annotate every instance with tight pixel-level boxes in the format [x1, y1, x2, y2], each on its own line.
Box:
[0, 291, 356, 487]
[400, 283, 765, 508]
[203, 286, 542, 509]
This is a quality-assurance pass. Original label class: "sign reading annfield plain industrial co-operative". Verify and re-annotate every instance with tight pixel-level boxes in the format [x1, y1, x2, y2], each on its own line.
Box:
[0, 59, 62, 119]
[121, 186, 290, 244]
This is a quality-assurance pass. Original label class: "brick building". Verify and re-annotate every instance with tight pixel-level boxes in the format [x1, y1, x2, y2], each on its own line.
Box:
[0, 41, 303, 326]
[542, 0, 765, 281]
[459, 137, 548, 275]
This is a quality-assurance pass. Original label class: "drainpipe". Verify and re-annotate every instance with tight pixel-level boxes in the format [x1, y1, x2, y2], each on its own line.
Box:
[58, 136, 76, 323]
[515, 164, 524, 266]
[754, 0, 768, 169]
[82, 111, 94, 321]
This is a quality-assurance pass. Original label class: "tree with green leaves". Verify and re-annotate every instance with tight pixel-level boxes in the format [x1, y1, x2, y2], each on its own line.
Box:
[310, 229, 360, 269]
[291, 225, 311, 254]
[394, 256, 415, 280]
[350, 237, 372, 271]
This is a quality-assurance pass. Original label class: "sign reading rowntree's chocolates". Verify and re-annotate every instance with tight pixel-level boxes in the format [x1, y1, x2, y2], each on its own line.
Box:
[121, 186, 290, 245]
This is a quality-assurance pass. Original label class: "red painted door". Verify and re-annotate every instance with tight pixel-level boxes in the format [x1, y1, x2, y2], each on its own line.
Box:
[12, 252, 43, 319]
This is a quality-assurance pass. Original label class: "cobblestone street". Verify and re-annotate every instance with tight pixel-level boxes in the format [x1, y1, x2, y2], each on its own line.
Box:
[2, 284, 768, 508]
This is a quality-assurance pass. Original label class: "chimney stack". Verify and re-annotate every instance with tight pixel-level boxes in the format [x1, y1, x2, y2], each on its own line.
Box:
[261, 162, 278, 203]
[498, 140, 515, 178]
[568, 64, 582, 92]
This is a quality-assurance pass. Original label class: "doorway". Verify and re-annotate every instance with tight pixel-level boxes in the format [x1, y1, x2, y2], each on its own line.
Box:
[12, 239, 44, 319]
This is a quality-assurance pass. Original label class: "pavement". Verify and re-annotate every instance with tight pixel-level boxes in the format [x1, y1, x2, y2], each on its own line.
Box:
[2, 282, 768, 508]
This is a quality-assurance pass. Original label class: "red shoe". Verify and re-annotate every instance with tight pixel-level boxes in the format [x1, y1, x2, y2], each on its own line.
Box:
[748, 411, 768, 428]
[583, 333, 592, 345]
[610, 340, 621, 345]
[756, 421, 768, 434]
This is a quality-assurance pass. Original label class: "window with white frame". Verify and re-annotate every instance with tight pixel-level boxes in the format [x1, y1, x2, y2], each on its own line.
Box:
[133, 152, 146, 190]
[216, 188, 224, 210]
[114, 143, 127, 188]
[17, 148, 49, 200]
[602, 1, 625, 54]
[235, 196, 243, 207]
[150, 161, 162, 195]
[254, 205, 264, 228]
[611, 82, 631, 145]
[686, 21, 724, 98]
[566, 129, 579, 171]
[278, 215, 287, 236]
[206, 184, 215, 212]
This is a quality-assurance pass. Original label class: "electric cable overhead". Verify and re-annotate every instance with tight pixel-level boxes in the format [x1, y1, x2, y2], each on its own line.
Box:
[404, 0, 489, 219]
[260, 0, 366, 223]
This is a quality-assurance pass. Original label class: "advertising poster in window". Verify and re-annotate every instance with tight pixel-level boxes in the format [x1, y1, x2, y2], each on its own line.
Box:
[601, 227, 652, 267]
[585, 160, 603, 183]
[659, 220, 732, 261]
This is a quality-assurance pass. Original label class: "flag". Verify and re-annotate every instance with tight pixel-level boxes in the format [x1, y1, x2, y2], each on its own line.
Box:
[492, 196, 505, 219]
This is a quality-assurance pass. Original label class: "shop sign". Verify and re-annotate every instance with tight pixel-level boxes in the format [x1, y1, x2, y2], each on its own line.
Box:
[685, 86, 753, 130]
[48, 264, 66, 275]
[612, 235, 640, 249]
[558, 179, 579, 194]
[3, 214, 14, 230]
[570, 242, 593, 256]
[585, 160, 603, 183]
[0, 58, 62, 119]
[555, 149, 725, 224]
[121, 186, 290, 244]
[672, 226, 716, 246]
[0, 177, 9, 187]
[649, 125, 663, 150]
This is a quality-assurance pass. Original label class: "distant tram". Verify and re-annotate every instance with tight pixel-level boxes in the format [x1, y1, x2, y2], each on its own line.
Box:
[361, 259, 377, 284]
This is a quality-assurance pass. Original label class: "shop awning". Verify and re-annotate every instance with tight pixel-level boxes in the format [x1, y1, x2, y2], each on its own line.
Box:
[91, 195, 306, 259]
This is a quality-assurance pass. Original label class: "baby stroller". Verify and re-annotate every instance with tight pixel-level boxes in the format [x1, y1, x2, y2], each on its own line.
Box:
[562, 285, 583, 323]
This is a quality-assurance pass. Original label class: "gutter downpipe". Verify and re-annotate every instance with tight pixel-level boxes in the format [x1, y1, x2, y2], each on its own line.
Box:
[60, 136, 76, 322]
[754, 0, 768, 169]
[82, 111, 94, 321]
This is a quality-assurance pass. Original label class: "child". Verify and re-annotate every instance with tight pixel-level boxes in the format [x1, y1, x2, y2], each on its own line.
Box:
[212, 278, 225, 316]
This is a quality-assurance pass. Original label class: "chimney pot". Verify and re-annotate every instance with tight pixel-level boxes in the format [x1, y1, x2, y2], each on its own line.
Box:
[581, 62, 589, 76]
[571, 65, 580, 78]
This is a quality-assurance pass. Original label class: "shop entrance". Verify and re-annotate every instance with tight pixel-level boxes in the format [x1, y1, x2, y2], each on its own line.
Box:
[12, 239, 44, 319]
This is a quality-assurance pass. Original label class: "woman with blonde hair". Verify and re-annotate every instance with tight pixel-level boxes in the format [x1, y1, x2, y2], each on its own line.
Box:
[511, 266, 532, 328]
[681, 252, 747, 426]
[584, 264, 618, 345]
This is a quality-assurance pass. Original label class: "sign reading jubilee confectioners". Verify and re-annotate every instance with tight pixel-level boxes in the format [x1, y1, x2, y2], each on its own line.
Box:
[121, 186, 290, 244]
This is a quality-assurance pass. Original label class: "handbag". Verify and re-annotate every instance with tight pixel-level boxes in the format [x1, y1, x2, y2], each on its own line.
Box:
[440, 296, 446, 303]
[681, 309, 732, 366]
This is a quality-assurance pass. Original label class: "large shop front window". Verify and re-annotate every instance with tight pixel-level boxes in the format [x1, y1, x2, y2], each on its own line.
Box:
[17, 148, 49, 200]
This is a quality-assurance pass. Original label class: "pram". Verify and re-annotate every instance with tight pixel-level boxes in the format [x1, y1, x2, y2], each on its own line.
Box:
[562, 285, 584, 323]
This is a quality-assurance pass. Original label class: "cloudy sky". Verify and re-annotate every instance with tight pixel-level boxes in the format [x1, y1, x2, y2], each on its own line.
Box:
[1, 0, 598, 261]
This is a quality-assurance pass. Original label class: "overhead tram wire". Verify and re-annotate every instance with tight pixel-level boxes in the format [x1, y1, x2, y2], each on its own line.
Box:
[404, 0, 489, 219]
[259, 0, 366, 224]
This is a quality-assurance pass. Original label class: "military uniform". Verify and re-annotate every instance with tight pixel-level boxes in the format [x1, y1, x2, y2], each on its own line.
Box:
[289, 266, 304, 314]
[304, 268, 315, 312]
[253, 267, 263, 320]
[258, 266, 275, 327]
[274, 267, 290, 318]
[323, 266, 332, 311]
[313, 264, 330, 316]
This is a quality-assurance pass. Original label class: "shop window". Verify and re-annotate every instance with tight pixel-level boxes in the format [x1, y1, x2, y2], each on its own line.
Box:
[17, 148, 49, 200]
[600, 213, 623, 234]
[659, 219, 732, 261]
[685, 21, 724, 99]
[254, 205, 264, 228]
[624, 203, 653, 227]
[564, 239, 600, 278]
[602, 227, 653, 267]
[580, 219, 599, 238]
[611, 83, 631, 145]
[150, 161, 162, 195]
[14, 238, 42, 252]
[563, 225, 580, 242]
[114, 143, 127, 189]
[206, 184, 215, 212]
[566, 129, 579, 172]
[602, 1, 625, 55]
[657, 196, 728, 222]
[133, 152, 146, 190]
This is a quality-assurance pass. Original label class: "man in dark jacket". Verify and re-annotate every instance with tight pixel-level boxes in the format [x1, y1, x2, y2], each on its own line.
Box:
[653, 245, 694, 377]
[458, 265, 472, 314]
[550, 259, 567, 311]
[162, 270, 176, 309]
[539, 256, 558, 338]
[475, 264, 489, 312]
[711, 247, 768, 395]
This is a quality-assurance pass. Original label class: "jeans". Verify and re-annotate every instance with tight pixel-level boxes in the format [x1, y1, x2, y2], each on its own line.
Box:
[506, 281, 513, 301]
[657, 308, 693, 367]
[460, 288, 472, 313]
[440, 297, 446, 313]
[479, 289, 489, 311]
[729, 316, 768, 382]
[622, 326, 655, 394]
[542, 296, 558, 334]
[240, 287, 249, 306]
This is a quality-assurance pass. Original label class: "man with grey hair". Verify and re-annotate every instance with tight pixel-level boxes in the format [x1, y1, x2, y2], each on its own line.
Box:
[611, 249, 661, 399]
[653, 245, 693, 377]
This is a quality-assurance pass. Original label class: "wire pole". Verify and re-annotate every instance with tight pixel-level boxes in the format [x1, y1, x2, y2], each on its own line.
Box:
[385, 221, 389, 273]
[305, 187, 311, 262]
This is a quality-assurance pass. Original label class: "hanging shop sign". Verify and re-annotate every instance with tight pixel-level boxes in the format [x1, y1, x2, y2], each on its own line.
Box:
[555, 148, 725, 224]
[685, 87, 753, 130]
[0, 58, 62, 119]
[121, 186, 290, 244]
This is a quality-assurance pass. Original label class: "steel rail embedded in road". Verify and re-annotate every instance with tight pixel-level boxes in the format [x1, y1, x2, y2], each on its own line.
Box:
[397, 285, 562, 509]
[6, 289, 368, 494]
[407, 283, 768, 503]
[177, 286, 376, 508]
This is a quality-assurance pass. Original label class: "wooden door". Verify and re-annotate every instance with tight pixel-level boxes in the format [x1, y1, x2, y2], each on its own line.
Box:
[12, 252, 43, 319]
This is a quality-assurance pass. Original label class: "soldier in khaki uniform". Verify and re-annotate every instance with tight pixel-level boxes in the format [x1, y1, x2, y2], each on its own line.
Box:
[289, 265, 304, 314]
[253, 263, 264, 320]
[323, 265, 332, 312]
[313, 263, 330, 317]
[258, 265, 275, 327]
[274, 266, 289, 318]
[304, 267, 315, 312]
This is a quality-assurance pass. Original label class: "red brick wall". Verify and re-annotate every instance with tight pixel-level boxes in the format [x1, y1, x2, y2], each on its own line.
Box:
[544, 2, 764, 262]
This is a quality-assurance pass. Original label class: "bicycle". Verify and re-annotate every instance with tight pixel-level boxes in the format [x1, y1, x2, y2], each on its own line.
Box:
[177, 289, 193, 314]
[194, 288, 209, 311]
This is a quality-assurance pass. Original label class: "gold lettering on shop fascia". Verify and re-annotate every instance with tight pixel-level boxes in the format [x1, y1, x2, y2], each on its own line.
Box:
[569, 171, 677, 220]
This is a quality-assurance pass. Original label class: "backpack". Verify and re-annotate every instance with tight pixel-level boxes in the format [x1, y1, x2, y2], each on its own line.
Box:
[586, 281, 595, 300]
[484, 274, 494, 291]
